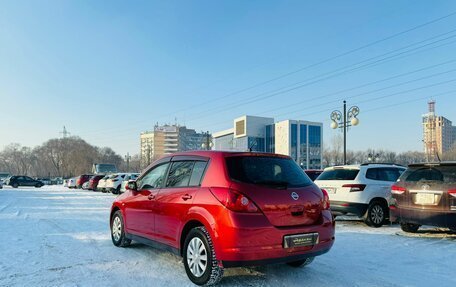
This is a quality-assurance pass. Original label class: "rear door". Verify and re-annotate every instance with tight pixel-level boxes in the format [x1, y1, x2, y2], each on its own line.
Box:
[24, 176, 35, 186]
[155, 158, 208, 247]
[364, 167, 405, 200]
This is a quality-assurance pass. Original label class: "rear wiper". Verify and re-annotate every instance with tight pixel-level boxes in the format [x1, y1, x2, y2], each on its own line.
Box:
[253, 180, 289, 189]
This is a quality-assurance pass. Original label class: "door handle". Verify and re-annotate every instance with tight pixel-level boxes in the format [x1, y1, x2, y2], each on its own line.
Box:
[181, 194, 192, 201]
[148, 194, 156, 200]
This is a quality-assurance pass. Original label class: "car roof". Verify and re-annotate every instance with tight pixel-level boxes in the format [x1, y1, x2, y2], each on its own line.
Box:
[160, 150, 291, 159]
[409, 161, 456, 167]
[324, 165, 360, 170]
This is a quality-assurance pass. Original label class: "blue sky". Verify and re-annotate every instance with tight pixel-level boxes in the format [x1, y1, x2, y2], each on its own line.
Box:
[1, 0, 456, 156]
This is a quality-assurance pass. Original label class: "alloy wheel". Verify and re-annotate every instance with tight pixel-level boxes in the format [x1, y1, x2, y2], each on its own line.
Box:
[112, 216, 122, 242]
[370, 204, 384, 225]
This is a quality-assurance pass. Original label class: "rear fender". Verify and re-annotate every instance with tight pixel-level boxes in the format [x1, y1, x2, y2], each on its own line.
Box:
[183, 207, 221, 256]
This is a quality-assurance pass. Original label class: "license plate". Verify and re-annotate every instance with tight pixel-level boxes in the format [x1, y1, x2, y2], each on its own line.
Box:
[283, 233, 319, 248]
[415, 193, 435, 205]
[325, 187, 336, 194]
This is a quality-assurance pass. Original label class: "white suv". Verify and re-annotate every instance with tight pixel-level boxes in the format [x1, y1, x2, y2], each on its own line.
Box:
[106, 173, 138, 194]
[315, 163, 406, 227]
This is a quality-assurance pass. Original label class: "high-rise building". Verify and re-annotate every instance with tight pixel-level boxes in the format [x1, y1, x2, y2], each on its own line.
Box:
[213, 115, 323, 169]
[140, 125, 208, 167]
[422, 101, 455, 160]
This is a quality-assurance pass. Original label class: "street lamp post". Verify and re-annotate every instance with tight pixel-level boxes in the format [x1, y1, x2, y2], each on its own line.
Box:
[330, 100, 360, 165]
[125, 153, 131, 172]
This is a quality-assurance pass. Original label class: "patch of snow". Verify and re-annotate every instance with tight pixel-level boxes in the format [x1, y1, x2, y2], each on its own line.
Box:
[1, 187, 455, 286]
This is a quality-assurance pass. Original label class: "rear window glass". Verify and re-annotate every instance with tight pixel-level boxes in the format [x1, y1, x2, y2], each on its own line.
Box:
[366, 168, 404, 182]
[401, 166, 456, 183]
[317, 169, 359, 180]
[225, 156, 312, 188]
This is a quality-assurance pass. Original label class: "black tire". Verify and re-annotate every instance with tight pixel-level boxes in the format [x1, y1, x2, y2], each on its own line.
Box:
[364, 201, 387, 228]
[12, 183, 18, 188]
[183, 226, 223, 286]
[400, 223, 420, 233]
[35, 183, 42, 188]
[110, 211, 131, 247]
[113, 186, 120, 195]
[286, 257, 314, 267]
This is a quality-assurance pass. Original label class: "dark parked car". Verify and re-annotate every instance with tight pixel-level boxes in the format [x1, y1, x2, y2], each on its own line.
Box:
[6, 176, 44, 188]
[76, 174, 93, 189]
[390, 162, 456, 233]
[110, 151, 334, 285]
[305, 169, 323, 181]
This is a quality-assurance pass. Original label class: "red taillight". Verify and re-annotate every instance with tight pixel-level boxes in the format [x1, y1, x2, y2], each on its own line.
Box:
[448, 189, 456, 198]
[391, 185, 406, 195]
[342, 184, 366, 192]
[210, 187, 259, 213]
[321, 189, 330, 210]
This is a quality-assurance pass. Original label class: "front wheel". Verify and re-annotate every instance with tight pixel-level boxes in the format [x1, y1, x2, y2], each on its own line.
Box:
[35, 184, 42, 188]
[364, 201, 387, 228]
[111, 211, 131, 247]
[183, 226, 223, 286]
[286, 257, 314, 267]
[400, 223, 420, 233]
[12, 183, 18, 188]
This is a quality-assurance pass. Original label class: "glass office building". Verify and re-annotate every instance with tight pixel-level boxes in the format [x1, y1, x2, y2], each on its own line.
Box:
[214, 116, 323, 169]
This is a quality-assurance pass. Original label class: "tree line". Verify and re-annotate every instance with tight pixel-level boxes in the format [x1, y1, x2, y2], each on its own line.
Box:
[0, 137, 140, 178]
[322, 135, 456, 167]
[2, 135, 455, 178]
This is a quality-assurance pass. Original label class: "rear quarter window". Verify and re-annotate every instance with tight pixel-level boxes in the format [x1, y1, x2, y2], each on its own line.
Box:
[317, 169, 359, 180]
[366, 168, 404, 182]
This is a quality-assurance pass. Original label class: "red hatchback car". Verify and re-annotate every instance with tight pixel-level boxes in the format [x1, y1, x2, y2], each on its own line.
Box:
[110, 151, 335, 285]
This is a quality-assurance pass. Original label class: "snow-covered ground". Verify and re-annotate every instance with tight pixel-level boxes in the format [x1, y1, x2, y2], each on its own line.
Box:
[0, 186, 455, 287]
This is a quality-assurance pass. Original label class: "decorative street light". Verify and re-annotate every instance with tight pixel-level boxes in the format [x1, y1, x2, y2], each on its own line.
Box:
[330, 100, 360, 165]
[201, 131, 213, 150]
[367, 153, 380, 163]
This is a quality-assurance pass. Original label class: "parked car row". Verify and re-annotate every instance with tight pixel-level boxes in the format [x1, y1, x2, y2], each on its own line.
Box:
[64, 173, 139, 194]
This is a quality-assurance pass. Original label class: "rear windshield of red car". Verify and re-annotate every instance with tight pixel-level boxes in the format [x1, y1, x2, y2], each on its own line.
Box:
[401, 166, 456, 183]
[317, 169, 360, 180]
[225, 156, 313, 188]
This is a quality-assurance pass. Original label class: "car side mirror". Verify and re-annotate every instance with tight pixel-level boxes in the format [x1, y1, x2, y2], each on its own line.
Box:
[126, 180, 138, 191]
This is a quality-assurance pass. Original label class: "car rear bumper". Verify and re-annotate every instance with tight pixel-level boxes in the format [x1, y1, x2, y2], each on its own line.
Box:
[390, 206, 456, 228]
[215, 210, 335, 267]
[329, 201, 368, 217]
